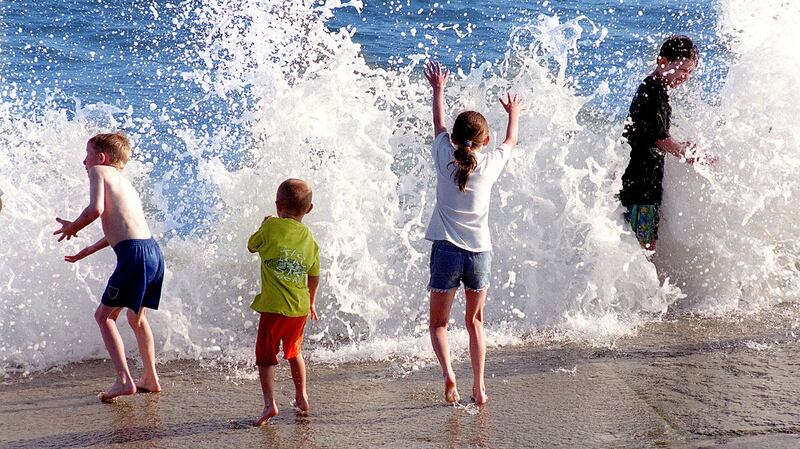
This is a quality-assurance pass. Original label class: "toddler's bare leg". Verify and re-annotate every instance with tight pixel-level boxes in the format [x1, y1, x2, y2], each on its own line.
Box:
[95, 304, 136, 402]
[465, 289, 488, 405]
[254, 365, 279, 426]
[288, 354, 309, 413]
[127, 308, 161, 393]
[429, 289, 460, 403]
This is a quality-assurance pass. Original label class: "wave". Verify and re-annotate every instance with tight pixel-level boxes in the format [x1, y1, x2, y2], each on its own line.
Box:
[1, 0, 798, 375]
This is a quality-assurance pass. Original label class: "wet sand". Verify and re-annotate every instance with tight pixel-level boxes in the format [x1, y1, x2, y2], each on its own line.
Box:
[4, 313, 800, 448]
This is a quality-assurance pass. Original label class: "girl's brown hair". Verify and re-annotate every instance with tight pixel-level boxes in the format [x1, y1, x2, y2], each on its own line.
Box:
[449, 111, 489, 192]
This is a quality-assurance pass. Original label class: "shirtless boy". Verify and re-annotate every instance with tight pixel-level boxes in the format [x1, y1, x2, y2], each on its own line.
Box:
[54, 132, 165, 402]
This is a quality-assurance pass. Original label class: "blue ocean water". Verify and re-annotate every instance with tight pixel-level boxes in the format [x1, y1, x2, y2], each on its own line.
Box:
[3, 1, 723, 109]
[1, 0, 723, 231]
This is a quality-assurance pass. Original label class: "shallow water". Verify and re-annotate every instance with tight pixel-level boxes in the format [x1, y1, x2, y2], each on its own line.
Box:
[4, 308, 800, 448]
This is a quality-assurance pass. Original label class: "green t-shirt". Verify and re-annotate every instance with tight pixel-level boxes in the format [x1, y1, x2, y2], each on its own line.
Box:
[248, 217, 320, 317]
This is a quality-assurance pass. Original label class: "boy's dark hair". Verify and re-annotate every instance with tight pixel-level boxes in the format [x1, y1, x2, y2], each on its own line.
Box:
[277, 178, 313, 215]
[659, 35, 699, 62]
[449, 111, 489, 192]
[89, 132, 131, 168]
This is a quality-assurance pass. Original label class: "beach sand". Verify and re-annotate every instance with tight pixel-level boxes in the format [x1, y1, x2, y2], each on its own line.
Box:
[3, 312, 800, 449]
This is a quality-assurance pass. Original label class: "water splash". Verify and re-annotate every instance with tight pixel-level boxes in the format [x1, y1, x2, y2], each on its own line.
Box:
[2, 0, 798, 375]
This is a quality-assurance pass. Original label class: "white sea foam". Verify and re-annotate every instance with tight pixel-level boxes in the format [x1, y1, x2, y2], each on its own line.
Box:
[2, 0, 799, 375]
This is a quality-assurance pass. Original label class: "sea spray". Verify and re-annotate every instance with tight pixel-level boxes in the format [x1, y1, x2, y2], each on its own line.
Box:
[2, 0, 798, 375]
[656, 0, 800, 312]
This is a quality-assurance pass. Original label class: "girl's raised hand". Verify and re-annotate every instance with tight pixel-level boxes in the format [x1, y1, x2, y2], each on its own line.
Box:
[424, 61, 449, 91]
[499, 93, 523, 115]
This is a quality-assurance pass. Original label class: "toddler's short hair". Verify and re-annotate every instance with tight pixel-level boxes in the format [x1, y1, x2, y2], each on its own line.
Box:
[277, 178, 313, 215]
[89, 132, 131, 168]
[659, 35, 699, 62]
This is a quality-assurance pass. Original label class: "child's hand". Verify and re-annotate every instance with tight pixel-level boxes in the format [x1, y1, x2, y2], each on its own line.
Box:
[53, 217, 78, 242]
[499, 93, 523, 116]
[65, 247, 92, 263]
[309, 305, 319, 321]
[686, 154, 718, 166]
[683, 141, 717, 166]
[424, 61, 449, 91]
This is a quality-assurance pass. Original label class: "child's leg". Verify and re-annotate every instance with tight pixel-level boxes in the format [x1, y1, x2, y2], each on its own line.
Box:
[126, 308, 161, 393]
[429, 289, 459, 403]
[464, 289, 488, 405]
[288, 354, 309, 413]
[94, 304, 136, 402]
[254, 365, 279, 426]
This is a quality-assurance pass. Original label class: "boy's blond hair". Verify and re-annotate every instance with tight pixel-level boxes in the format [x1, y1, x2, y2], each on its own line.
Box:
[89, 132, 131, 168]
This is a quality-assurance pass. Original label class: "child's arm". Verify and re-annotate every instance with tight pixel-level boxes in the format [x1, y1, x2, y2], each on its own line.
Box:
[64, 237, 109, 263]
[656, 138, 716, 166]
[307, 275, 320, 320]
[247, 216, 271, 253]
[424, 61, 449, 137]
[54, 167, 104, 241]
[499, 93, 523, 149]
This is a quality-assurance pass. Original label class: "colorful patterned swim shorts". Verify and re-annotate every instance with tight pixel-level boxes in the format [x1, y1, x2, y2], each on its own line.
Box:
[624, 204, 660, 247]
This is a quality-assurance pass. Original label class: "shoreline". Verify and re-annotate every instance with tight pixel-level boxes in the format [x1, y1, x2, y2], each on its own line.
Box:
[4, 316, 800, 448]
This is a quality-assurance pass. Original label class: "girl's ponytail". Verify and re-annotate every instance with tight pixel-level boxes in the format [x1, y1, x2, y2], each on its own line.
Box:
[452, 141, 478, 192]
[449, 111, 489, 192]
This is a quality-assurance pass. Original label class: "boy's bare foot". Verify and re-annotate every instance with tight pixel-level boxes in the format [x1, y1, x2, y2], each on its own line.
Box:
[135, 378, 162, 393]
[444, 374, 460, 403]
[472, 387, 489, 406]
[253, 403, 279, 426]
[99, 381, 137, 403]
[294, 394, 310, 415]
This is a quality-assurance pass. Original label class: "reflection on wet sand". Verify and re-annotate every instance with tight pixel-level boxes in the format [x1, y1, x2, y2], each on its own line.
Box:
[4, 310, 800, 448]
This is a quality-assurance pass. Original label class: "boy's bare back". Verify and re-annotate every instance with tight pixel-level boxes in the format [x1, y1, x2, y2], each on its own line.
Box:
[89, 164, 151, 246]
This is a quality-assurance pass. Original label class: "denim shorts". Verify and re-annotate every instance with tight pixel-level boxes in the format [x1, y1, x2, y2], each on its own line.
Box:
[428, 240, 492, 292]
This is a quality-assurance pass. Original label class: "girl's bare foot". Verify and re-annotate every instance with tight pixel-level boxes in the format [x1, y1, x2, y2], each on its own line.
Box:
[444, 373, 460, 403]
[135, 378, 162, 393]
[472, 386, 489, 406]
[99, 380, 137, 403]
[253, 403, 279, 426]
[294, 394, 310, 415]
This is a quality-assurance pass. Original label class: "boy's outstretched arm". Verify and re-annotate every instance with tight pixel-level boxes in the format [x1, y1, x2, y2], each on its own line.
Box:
[424, 61, 449, 137]
[655, 137, 715, 165]
[655, 136, 689, 160]
[54, 167, 105, 241]
[499, 93, 523, 149]
[64, 237, 109, 263]
[307, 275, 320, 320]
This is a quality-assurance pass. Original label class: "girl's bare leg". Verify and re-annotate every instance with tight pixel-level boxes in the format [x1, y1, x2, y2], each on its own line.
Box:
[465, 289, 488, 405]
[429, 289, 460, 403]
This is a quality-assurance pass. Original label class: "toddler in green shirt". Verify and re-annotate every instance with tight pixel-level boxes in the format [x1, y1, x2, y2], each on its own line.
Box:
[247, 178, 320, 426]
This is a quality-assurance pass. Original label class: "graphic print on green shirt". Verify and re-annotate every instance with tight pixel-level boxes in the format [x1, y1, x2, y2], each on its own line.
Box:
[248, 217, 320, 317]
[265, 248, 309, 284]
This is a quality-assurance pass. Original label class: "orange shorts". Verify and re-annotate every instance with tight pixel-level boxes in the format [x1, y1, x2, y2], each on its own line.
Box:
[255, 312, 307, 367]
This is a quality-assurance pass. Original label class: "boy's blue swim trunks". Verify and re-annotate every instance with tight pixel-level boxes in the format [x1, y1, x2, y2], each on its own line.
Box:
[101, 238, 165, 314]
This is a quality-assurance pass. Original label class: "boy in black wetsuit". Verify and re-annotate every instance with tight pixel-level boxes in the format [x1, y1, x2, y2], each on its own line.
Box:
[619, 35, 707, 252]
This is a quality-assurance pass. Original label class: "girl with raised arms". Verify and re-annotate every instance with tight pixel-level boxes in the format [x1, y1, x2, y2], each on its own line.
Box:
[423, 61, 522, 405]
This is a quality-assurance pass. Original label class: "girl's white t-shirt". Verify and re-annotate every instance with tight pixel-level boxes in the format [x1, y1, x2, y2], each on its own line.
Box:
[425, 132, 512, 252]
